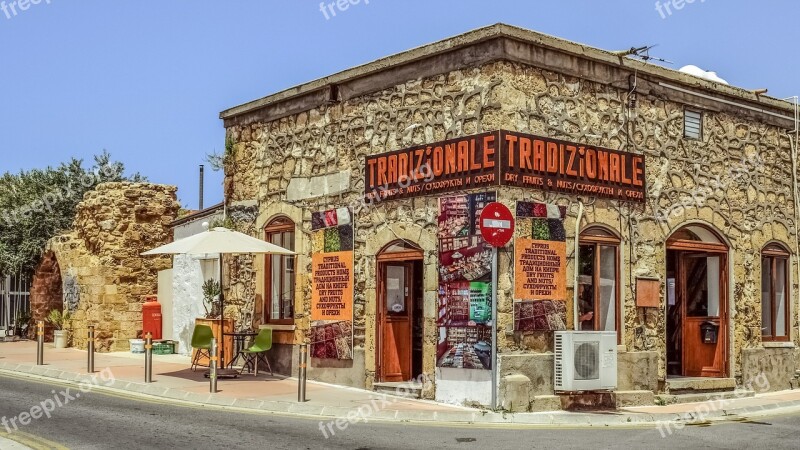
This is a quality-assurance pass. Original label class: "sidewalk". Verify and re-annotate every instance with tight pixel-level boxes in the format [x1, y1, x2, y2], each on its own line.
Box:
[2, 340, 800, 427]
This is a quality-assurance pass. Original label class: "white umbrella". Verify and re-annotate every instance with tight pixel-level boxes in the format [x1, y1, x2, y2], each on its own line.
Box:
[142, 227, 294, 256]
[142, 226, 294, 369]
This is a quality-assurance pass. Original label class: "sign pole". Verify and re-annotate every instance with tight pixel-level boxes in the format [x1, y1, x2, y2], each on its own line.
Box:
[478, 201, 514, 412]
[491, 246, 498, 410]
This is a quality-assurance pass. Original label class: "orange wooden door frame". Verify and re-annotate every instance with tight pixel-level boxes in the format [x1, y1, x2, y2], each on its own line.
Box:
[672, 249, 729, 378]
[376, 248, 423, 382]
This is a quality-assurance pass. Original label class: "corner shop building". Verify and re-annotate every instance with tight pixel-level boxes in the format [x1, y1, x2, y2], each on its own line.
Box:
[218, 24, 800, 409]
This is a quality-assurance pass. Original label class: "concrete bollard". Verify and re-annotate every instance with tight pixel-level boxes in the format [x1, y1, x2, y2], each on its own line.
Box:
[87, 325, 95, 374]
[36, 321, 44, 366]
[298, 343, 308, 402]
[144, 332, 153, 383]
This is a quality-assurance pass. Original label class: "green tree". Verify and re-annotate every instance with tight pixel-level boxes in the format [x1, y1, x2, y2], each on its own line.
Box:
[0, 151, 144, 275]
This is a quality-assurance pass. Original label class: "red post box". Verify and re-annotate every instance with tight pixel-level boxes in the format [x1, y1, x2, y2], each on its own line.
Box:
[142, 296, 162, 340]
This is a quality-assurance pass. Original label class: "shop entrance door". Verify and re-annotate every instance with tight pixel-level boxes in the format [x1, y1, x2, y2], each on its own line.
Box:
[666, 226, 728, 378]
[376, 241, 424, 383]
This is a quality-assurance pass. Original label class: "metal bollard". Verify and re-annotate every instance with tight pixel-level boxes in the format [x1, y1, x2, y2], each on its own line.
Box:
[144, 332, 153, 383]
[36, 321, 44, 366]
[209, 338, 218, 393]
[87, 326, 95, 373]
[298, 343, 308, 402]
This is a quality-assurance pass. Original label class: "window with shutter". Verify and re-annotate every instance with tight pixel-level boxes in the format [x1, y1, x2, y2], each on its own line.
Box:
[684, 109, 703, 140]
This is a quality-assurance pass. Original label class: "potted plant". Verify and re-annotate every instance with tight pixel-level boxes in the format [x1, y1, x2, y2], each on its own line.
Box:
[47, 309, 71, 349]
[15, 311, 31, 338]
[202, 279, 222, 319]
[194, 279, 233, 368]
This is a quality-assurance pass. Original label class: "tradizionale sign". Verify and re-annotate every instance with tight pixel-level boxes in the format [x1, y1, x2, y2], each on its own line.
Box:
[363, 130, 646, 202]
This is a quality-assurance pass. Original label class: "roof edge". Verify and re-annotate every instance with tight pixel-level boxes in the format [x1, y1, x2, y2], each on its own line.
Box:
[220, 23, 796, 122]
[170, 202, 224, 228]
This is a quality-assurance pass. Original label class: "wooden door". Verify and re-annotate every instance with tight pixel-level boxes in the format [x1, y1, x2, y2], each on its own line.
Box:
[679, 253, 727, 377]
[378, 262, 413, 382]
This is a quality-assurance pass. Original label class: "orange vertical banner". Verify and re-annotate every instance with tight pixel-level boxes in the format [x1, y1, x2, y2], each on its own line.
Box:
[514, 238, 567, 301]
[311, 251, 354, 322]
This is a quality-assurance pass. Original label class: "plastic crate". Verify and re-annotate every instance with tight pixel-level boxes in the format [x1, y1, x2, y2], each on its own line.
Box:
[152, 341, 174, 355]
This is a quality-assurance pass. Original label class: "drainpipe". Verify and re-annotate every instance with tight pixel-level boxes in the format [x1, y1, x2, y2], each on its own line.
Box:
[788, 134, 800, 338]
[573, 201, 584, 330]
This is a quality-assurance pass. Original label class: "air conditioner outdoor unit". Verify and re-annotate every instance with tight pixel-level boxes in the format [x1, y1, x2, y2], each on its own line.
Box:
[554, 331, 617, 392]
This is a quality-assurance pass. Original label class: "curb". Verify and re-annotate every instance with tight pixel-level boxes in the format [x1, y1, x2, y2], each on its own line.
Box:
[2, 361, 800, 428]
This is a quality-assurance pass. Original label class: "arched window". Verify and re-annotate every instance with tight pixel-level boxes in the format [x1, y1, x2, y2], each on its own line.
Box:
[264, 217, 296, 324]
[578, 226, 620, 338]
[761, 243, 790, 342]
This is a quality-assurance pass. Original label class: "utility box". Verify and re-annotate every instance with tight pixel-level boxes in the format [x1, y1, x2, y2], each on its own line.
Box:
[142, 296, 163, 340]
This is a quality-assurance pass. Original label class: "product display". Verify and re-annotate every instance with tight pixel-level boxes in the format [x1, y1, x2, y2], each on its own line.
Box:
[513, 300, 567, 332]
[437, 193, 496, 370]
[311, 321, 354, 359]
[532, 219, 550, 240]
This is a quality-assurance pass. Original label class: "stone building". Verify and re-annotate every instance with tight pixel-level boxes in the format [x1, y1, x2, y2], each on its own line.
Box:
[218, 24, 800, 409]
[30, 183, 179, 351]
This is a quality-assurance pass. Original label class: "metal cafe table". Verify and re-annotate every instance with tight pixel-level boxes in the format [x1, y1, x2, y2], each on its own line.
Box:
[224, 331, 258, 371]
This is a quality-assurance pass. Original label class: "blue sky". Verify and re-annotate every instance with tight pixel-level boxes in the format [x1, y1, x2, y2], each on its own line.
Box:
[1, 0, 798, 209]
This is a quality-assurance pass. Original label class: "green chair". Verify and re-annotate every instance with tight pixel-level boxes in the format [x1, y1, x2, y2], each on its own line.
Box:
[241, 328, 273, 376]
[190, 325, 214, 372]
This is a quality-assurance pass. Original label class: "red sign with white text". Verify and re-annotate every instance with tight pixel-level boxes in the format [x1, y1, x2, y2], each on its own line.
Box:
[479, 202, 515, 247]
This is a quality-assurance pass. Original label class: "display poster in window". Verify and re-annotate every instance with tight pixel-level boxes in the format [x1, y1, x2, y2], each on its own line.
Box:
[513, 201, 568, 332]
[310, 207, 354, 360]
[436, 192, 495, 370]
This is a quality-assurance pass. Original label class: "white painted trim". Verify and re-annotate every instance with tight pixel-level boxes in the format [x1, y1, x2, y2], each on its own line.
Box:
[260, 324, 296, 332]
[762, 342, 795, 349]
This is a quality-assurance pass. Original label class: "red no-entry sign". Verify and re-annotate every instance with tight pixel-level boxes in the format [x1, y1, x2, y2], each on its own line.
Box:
[479, 202, 514, 247]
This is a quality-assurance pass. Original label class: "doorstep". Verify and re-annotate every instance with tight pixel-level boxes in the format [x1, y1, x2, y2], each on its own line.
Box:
[665, 376, 736, 393]
[372, 381, 423, 399]
[656, 389, 754, 406]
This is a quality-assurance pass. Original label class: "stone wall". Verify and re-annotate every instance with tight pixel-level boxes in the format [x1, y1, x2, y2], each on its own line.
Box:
[223, 59, 799, 394]
[47, 182, 179, 351]
[29, 251, 63, 341]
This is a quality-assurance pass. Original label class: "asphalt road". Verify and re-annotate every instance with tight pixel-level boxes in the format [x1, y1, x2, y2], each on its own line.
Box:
[1, 373, 800, 450]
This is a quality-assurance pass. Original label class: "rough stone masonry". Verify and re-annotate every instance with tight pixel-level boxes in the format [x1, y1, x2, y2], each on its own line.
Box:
[31, 182, 179, 352]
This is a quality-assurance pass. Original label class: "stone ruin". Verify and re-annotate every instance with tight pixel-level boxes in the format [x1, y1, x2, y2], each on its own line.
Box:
[29, 182, 179, 351]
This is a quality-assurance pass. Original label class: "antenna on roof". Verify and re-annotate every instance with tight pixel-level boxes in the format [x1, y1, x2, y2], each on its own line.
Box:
[614, 45, 674, 65]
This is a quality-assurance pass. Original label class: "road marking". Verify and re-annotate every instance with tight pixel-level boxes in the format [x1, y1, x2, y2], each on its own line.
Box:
[0, 434, 31, 450]
[0, 430, 68, 450]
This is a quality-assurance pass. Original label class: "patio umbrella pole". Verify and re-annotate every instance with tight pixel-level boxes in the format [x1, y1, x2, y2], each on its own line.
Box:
[219, 253, 225, 368]
[216, 253, 238, 379]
